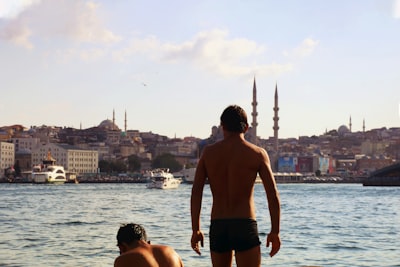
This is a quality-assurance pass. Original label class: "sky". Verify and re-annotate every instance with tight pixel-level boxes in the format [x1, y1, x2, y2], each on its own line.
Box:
[0, 0, 399, 139]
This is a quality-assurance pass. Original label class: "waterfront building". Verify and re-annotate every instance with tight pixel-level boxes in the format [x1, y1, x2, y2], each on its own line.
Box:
[32, 143, 98, 175]
[15, 149, 31, 171]
[11, 137, 40, 153]
[154, 138, 199, 166]
[0, 130, 11, 141]
[278, 155, 297, 173]
[0, 141, 15, 175]
[277, 153, 335, 175]
[119, 139, 146, 159]
[74, 142, 111, 161]
[356, 156, 395, 175]
[361, 139, 389, 156]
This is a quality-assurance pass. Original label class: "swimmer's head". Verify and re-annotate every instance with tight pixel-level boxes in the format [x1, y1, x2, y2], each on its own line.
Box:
[220, 105, 249, 133]
[117, 223, 147, 245]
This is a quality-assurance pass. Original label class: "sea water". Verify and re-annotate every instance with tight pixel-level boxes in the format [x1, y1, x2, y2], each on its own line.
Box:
[0, 183, 399, 267]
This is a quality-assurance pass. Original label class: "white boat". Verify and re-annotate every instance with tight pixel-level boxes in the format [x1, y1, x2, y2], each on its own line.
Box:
[146, 168, 181, 189]
[32, 152, 67, 184]
[178, 167, 196, 183]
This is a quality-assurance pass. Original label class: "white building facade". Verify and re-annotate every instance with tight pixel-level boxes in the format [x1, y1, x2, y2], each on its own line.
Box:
[32, 143, 98, 175]
[11, 137, 41, 152]
[0, 142, 15, 175]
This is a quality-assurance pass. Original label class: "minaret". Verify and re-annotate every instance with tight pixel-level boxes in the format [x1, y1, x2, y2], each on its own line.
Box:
[113, 109, 115, 131]
[124, 110, 127, 133]
[251, 77, 258, 143]
[363, 118, 365, 133]
[273, 83, 279, 153]
[349, 116, 352, 132]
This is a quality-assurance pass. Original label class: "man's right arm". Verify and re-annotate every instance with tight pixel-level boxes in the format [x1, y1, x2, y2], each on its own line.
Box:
[190, 149, 207, 255]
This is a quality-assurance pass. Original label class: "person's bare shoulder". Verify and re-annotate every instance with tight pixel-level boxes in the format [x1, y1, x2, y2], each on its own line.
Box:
[250, 143, 269, 158]
[203, 140, 224, 153]
[152, 245, 183, 267]
[114, 251, 147, 267]
[199, 141, 224, 162]
[242, 140, 268, 160]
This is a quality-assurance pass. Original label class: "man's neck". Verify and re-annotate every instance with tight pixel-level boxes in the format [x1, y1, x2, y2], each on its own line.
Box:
[126, 240, 149, 250]
[223, 131, 245, 140]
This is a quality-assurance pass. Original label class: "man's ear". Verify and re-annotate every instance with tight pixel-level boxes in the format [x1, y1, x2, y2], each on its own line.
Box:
[244, 123, 249, 133]
[119, 243, 128, 253]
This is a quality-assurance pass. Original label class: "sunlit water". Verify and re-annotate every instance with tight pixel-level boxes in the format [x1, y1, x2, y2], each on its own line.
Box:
[0, 183, 399, 267]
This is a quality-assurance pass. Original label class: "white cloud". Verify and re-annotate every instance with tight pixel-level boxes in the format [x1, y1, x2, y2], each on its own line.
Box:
[0, 0, 41, 19]
[284, 38, 319, 58]
[0, 18, 33, 49]
[116, 29, 293, 77]
[161, 29, 293, 76]
[0, 0, 120, 49]
[162, 29, 267, 75]
[112, 35, 161, 62]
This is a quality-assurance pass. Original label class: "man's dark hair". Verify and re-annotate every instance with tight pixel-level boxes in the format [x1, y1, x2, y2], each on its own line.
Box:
[220, 105, 248, 133]
[117, 223, 147, 245]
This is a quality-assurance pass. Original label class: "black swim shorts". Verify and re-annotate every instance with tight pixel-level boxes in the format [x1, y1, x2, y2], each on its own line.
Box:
[209, 218, 261, 253]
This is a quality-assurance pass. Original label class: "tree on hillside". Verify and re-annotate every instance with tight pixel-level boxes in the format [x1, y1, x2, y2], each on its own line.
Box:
[151, 153, 182, 172]
[99, 160, 112, 173]
[14, 160, 21, 177]
[99, 159, 127, 173]
[127, 155, 141, 172]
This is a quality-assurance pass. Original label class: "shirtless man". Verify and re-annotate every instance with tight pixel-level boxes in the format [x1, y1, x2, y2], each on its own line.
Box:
[114, 223, 184, 267]
[190, 105, 281, 267]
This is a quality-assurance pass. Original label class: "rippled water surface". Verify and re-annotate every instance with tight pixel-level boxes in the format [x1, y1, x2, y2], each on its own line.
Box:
[0, 183, 399, 267]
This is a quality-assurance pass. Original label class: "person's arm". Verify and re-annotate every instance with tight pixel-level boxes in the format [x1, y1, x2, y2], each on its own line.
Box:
[259, 148, 281, 257]
[190, 149, 207, 255]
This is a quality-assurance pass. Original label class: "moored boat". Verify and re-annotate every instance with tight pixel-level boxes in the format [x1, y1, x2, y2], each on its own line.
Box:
[176, 167, 196, 184]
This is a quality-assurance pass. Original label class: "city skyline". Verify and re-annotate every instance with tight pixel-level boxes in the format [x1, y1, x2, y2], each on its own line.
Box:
[1, 0, 399, 139]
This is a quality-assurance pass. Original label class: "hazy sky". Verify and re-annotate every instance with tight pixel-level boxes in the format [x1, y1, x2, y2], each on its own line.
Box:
[1, 0, 399, 139]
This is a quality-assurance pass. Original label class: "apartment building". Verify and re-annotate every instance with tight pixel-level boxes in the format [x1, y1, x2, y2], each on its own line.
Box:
[0, 141, 15, 175]
[11, 137, 41, 152]
[32, 143, 99, 175]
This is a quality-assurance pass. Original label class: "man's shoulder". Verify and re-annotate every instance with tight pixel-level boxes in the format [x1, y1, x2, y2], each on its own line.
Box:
[243, 140, 266, 152]
[152, 244, 175, 252]
[114, 250, 148, 266]
[202, 141, 222, 153]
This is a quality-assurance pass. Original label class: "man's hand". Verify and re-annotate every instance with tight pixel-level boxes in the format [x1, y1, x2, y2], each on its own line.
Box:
[266, 232, 281, 257]
[191, 230, 204, 255]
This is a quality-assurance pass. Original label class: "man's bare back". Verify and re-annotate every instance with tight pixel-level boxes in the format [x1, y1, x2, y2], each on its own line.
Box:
[190, 105, 281, 267]
[203, 135, 265, 219]
[114, 223, 183, 267]
[114, 242, 183, 267]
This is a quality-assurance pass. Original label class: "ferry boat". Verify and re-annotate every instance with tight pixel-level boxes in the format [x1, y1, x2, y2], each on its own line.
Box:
[146, 168, 181, 189]
[32, 152, 67, 184]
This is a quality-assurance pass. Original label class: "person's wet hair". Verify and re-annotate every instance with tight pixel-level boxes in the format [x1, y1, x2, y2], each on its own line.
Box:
[117, 223, 147, 245]
[220, 105, 248, 133]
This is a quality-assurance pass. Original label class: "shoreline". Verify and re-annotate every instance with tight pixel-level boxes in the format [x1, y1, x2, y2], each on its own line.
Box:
[0, 177, 364, 184]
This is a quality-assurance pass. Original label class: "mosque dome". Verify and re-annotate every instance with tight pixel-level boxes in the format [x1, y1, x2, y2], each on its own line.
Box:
[98, 119, 120, 131]
[338, 125, 350, 136]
